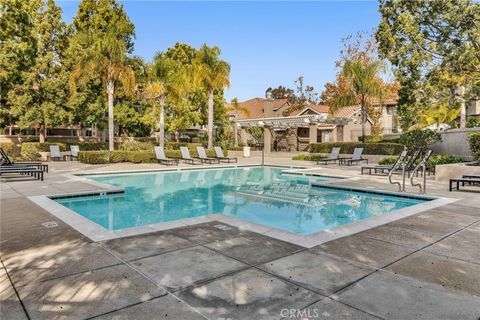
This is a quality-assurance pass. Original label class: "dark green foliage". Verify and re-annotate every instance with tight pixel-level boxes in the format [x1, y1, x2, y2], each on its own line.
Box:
[78, 151, 110, 164]
[468, 132, 480, 161]
[292, 154, 326, 161]
[309, 142, 404, 155]
[21, 142, 67, 160]
[427, 154, 465, 167]
[78, 148, 221, 164]
[117, 141, 155, 151]
[399, 129, 441, 153]
[0, 143, 15, 156]
[378, 157, 397, 165]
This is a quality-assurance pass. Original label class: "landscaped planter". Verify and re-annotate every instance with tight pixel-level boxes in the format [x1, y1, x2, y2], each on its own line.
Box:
[435, 162, 480, 182]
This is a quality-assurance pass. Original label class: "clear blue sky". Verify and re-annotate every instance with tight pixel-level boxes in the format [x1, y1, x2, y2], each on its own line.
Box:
[57, 0, 380, 101]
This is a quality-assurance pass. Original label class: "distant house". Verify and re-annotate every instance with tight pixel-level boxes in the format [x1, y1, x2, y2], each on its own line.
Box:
[228, 97, 401, 151]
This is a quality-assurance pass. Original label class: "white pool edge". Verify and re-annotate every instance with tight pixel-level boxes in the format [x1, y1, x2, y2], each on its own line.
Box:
[28, 188, 458, 247]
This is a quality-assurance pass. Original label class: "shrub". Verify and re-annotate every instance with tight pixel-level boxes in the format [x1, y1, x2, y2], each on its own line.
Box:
[109, 151, 129, 163]
[309, 142, 404, 155]
[0, 142, 15, 156]
[78, 148, 221, 164]
[399, 129, 441, 153]
[118, 141, 155, 151]
[78, 151, 110, 164]
[74, 142, 109, 150]
[21, 142, 67, 160]
[292, 153, 325, 161]
[468, 132, 480, 161]
[426, 154, 464, 167]
[378, 157, 397, 165]
[126, 151, 155, 163]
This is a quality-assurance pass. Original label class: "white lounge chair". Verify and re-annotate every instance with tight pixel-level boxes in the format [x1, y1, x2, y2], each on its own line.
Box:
[153, 146, 179, 166]
[214, 146, 237, 163]
[317, 147, 340, 165]
[180, 147, 202, 165]
[70, 145, 80, 160]
[48, 145, 64, 161]
[196, 146, 219, 164]
[340, 148, 368, 166]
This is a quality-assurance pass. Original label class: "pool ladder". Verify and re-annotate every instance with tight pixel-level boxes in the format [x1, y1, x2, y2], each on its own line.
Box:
[409, 150, 432, 195]
[388, 150, 408, 192]
[389, 149, 431, 195]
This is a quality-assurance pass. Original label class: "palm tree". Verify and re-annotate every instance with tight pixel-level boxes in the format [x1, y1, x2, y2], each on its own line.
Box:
[227, 97, 250, 147]
[331, 59, 385, 141]
[70, 29, 135, 151]
[195, 45, 230, 149]
[145, 55, 186, 146]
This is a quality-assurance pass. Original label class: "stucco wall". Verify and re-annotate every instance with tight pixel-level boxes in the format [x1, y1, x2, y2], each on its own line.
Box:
[430, 128, 480, 160]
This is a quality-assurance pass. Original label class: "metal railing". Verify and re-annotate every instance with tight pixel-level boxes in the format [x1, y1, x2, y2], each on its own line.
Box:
[409, 150, 432, 195]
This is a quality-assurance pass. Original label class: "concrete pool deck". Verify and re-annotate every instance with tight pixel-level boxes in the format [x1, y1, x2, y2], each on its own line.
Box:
[1, 156, 480, 319]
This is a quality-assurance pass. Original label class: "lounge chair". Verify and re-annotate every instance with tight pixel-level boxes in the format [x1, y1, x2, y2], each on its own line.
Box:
[449, 176, 480, 191]
[0, 147, 48, 172]
[180, 147, 202, 165]
[0, 166, 44, 181]
[153, 146, 179, 166]
[339, 148, 368, 166]
[70, 145, 80, 160]
[196, 146, 220, 164]
[361, 150, 408, 175]
[48, 145, 64, 161]
[214, 146, 237, 163]
[317, 147, 341, 165]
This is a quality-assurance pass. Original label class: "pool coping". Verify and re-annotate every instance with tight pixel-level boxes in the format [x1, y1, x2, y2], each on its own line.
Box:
[28, 165, 459, 247]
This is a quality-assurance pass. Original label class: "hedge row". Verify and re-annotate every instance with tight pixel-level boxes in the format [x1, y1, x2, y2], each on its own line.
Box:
[20, 141, 203, 160]
[292, 153, 326, 161]
[379, 154, 465, 167]
[309, 142, 404, 155]
[78, 149, 220, 164]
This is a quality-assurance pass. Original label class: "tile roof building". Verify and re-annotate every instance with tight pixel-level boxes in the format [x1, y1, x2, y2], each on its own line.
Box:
[229, 97, 401, 152]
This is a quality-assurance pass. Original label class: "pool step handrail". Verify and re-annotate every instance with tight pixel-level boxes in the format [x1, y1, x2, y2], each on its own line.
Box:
[410, 150, 433, 194]
[388, 147, 408, 192]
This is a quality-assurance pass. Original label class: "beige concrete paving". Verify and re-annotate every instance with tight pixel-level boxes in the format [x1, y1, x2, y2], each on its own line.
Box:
[1, 157, 480, 319]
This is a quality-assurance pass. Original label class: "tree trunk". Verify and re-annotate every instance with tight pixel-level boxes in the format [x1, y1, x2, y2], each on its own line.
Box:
[456, 86, 466, 129]
[159, 95, 165, 147]
[107, 80, 115, 151]
[207, 89, 214, 149]
[234, 116, 238, 147]
[360, 103, 366, 142]
[39, 124, 46, 143]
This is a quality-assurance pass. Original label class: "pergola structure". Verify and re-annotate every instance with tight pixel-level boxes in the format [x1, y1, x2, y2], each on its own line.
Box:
[237, 114, 351, 152]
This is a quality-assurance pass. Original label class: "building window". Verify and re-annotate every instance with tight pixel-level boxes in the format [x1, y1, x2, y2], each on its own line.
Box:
[386, 106, 395, 115]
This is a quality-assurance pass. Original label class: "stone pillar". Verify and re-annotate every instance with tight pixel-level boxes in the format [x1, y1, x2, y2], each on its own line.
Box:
[263, 127, 272, 153]
[240, 127, 248, 145]
[309, 124, 317, 145]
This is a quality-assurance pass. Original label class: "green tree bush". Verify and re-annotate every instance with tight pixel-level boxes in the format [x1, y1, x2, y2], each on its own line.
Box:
[468, 132, 480, 161]
[398, 129, 441, 153]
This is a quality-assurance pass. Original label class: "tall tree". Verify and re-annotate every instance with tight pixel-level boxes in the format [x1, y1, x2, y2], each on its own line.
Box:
[376, 0, 480, 129]
[195, 45, 230, 149]
[227, 97, 250, 147]
[145, 53, 187, 146]
[6, 0, 71, 142]
[331, 59, 386, 141]
[69, 0, 136, 150]
[0, 0, 37, 128]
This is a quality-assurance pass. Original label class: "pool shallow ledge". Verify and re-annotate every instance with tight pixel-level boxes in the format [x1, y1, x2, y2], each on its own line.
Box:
[28, 189, 458, 248]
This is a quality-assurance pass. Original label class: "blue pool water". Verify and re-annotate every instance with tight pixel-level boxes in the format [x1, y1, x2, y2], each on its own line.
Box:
[56, 166, 427, 235]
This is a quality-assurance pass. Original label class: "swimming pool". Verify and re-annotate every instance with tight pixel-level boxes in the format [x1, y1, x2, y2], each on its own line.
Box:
[54, 166, 428, 235]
